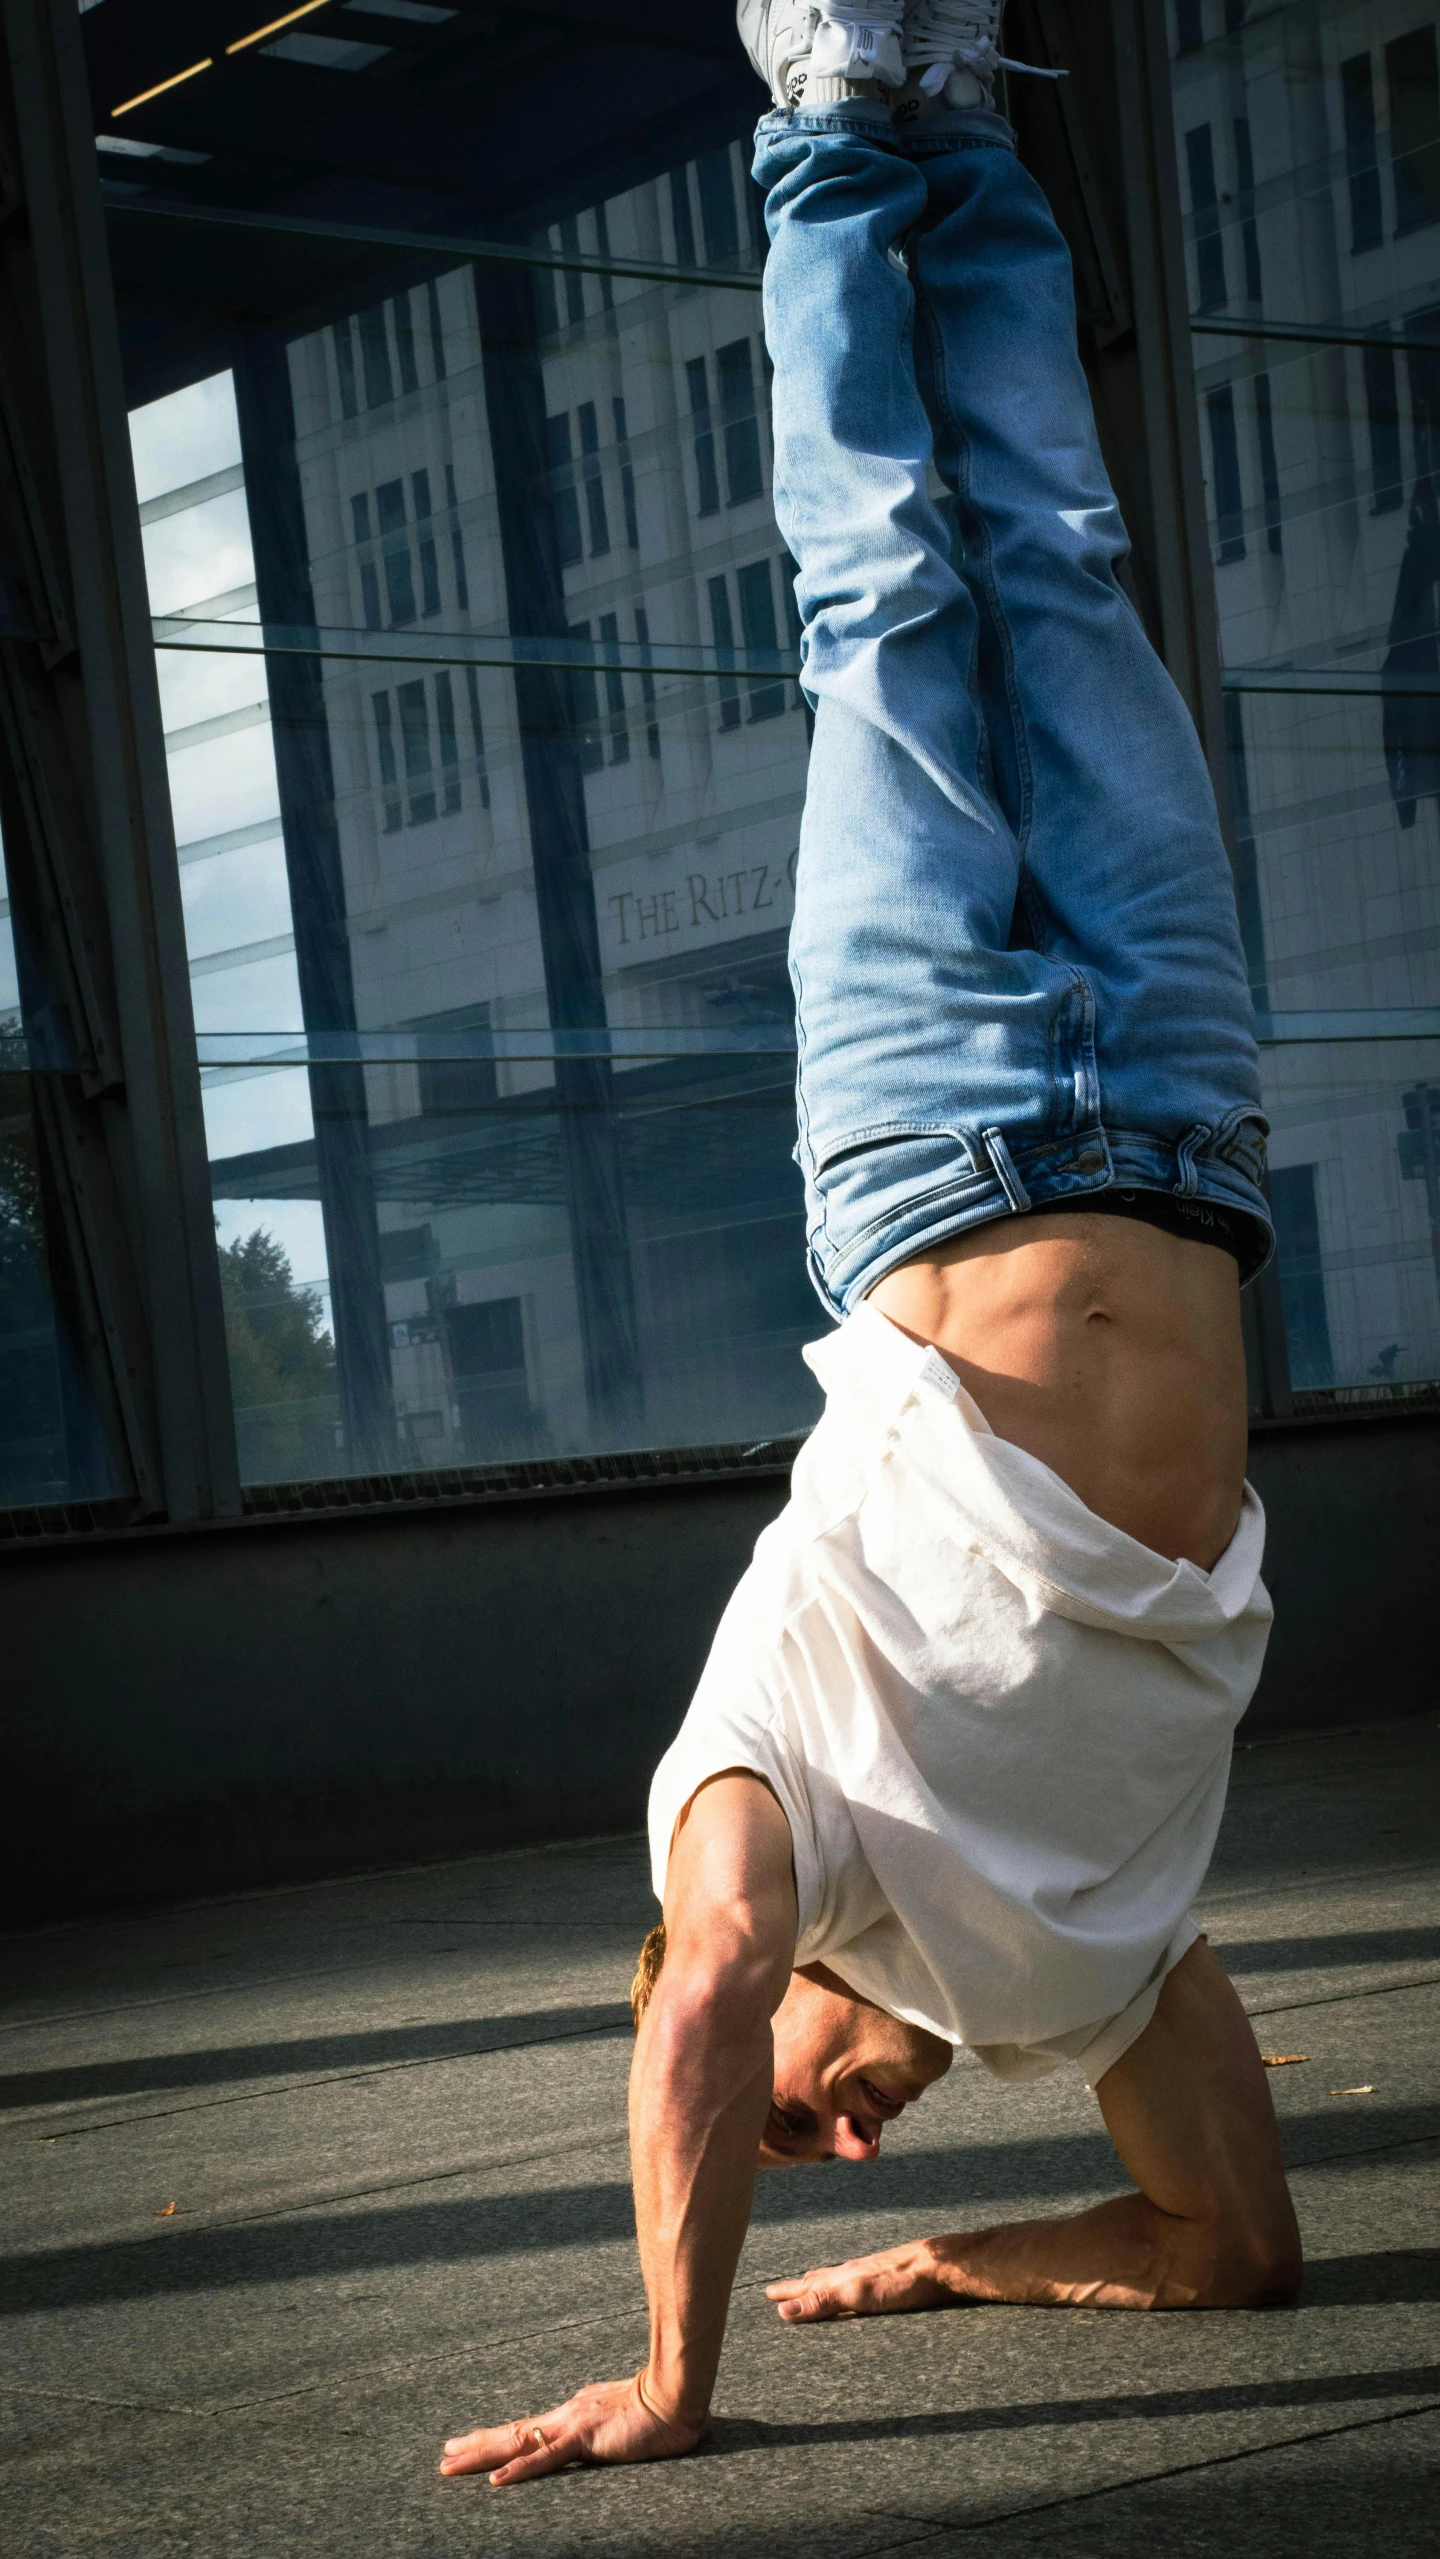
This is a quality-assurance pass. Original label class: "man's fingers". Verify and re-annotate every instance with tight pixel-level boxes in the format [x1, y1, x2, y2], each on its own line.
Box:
[765, 2266, 835, 2299]
[768, 2259, 889, 2321]
[775, 2281, 845, 2322]
[485, 2439, 573, 2488]
[439, 2414, 571, 2481]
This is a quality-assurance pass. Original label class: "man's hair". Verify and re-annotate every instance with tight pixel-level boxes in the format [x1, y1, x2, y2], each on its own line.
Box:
[630, 1922, 666, 2030]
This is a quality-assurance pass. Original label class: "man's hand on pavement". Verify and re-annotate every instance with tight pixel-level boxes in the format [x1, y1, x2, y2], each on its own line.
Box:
[439, 2373, 703, 2487]
[766, 2238, 958, 2322]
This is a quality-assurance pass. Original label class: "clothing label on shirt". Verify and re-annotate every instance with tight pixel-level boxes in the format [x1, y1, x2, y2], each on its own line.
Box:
[919, 1348, 959, 1400]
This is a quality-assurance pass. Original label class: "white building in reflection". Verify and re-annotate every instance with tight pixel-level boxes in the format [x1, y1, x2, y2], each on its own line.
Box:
[131, 29, 1440, 1477]
[142, 140, 820, 1478]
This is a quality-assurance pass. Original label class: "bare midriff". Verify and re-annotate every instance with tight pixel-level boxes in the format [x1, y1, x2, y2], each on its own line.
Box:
[867, 1211, 1248, 1569]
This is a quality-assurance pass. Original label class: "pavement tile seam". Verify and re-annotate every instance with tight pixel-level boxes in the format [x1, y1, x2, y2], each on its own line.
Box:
[1202, 1856, 1440, 1906]
[2, 2265, 789, 2425]
[1244, 1969, 1440, 2019]
[1284, 2130, 1439, 2173]
[18, 2019, 633, 2144]
[0, 1831, 649, 1946]
[874, 2390, 1440, 2547]
[0, 1961, 419, 2039]
[54, 2125, 635, 2240]
[1, 1917, 638, 2029]
[1, 2385, 207, 2419]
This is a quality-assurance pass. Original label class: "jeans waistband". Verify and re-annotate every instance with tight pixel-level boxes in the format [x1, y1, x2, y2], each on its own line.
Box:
[754, 105, 1017, 156]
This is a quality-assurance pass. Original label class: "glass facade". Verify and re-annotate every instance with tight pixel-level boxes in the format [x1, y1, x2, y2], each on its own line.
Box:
[112, 107, 819, 1482]
[0, 853, 123, 1505]
[1, 2, 1435, 1520]
[1171, 0, 1440, 1403]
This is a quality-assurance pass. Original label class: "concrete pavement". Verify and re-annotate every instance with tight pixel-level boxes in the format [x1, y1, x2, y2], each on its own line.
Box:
[3, 1715, 1436, 2555]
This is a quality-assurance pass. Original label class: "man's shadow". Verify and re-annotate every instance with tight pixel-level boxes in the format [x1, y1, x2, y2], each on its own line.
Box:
[698, 2305, 1440, 2459]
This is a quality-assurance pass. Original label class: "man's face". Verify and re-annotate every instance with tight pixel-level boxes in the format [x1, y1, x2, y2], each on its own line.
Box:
[760, 1963, 953, 2165]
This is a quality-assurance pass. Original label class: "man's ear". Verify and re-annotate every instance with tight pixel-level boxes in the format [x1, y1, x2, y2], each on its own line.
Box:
[630, 1923, 666, 2030]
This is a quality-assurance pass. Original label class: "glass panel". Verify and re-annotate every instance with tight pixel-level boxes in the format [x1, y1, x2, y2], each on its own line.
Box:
[0, 830, 127, 1506]
[1170, 0, 1440, 1400]
[97, 27, 818, 1482]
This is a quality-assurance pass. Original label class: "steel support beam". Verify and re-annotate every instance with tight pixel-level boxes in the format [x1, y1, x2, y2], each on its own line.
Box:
[0, 0, 240, 1516]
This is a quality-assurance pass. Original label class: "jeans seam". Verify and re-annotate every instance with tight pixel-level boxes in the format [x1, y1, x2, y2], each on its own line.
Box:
[790, 944, 814, 1174]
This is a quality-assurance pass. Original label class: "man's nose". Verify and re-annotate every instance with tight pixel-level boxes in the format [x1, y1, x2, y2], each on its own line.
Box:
[831, 2113, 882, 2162]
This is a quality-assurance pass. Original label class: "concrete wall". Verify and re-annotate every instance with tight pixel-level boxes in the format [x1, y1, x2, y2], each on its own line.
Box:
[3, 1411, 1435, 1925]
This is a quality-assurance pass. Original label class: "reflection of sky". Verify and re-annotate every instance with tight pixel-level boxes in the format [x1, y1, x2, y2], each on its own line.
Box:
[202, 1064, 316, 1163]
[156, 641, 271, 733]
[190, 953, 305, 1036]
[142, 490, 256, 616]
[181, 839, 294, 961]
[166, 726, 283, 845]
[129, 369, 317, 1230]
[129, 372, 241, 505]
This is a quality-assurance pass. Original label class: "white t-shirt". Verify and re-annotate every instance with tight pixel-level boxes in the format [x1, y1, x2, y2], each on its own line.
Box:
[648, 1306, 1272, 2085]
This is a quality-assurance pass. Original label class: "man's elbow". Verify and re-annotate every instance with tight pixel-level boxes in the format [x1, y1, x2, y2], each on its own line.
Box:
[1179, 2211, 1303, 2309]
[1232, 2228, 1304, 2307]
[644, 1950, 779, 2075]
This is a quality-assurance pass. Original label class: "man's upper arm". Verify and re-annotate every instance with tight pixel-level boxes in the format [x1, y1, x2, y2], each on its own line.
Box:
[661, 1770, 798, 2016]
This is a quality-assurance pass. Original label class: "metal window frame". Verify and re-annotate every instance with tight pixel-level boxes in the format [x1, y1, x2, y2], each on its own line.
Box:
[0, 0, 239, 1521]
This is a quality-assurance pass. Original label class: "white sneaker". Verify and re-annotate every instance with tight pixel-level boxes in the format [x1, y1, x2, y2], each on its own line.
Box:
[737, 1, 905, 110]
[897, 0, 1064, 114]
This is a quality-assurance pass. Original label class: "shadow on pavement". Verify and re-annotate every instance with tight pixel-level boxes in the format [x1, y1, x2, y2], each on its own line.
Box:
[698, 2360, 1440, 2455]
[4, 2127, 1437, 2318]
[1, 2005, 631, 2112]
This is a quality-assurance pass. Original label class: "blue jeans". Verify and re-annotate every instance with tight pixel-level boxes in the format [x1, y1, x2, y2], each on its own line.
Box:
[755, 106, 1272, 1312]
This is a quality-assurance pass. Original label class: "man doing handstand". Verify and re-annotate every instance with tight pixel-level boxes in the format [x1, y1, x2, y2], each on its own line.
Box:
[441, 0, 1301, 2486]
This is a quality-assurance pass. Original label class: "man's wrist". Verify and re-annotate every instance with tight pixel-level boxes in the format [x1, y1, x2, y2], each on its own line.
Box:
[637, 2365, 710, 2434]
[921, 2233, 977, 2299]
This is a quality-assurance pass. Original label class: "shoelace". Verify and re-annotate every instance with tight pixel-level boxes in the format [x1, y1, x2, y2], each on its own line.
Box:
[902, 2, 1066, 91]
[815, 2, 906, 33]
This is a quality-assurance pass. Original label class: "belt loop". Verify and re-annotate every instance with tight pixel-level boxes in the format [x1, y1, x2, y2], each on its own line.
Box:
[1175, 1124, 1211, 1197]
[981, 1126, 1031, 1214]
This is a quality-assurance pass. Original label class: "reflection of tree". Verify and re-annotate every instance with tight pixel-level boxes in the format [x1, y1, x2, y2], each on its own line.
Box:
[217, 1228, 339, 1478]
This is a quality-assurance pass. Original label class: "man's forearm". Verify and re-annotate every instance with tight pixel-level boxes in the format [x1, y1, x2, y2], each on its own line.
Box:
[770, 2191, 1298, 2326]
[629, 1964, 777, 2422]
[928, 2195, 1210, 2309]
[927, 2188, 1296, 2310]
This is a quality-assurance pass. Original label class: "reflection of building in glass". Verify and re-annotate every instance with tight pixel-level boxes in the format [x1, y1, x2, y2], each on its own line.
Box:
[145, 143, 821, 1482]
[1173, 0, 1440, 1395]
[125, 24, 1440, 1484]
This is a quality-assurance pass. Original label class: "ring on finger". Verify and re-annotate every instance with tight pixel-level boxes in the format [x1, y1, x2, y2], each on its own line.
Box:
[530, 2427, 547, 2451]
